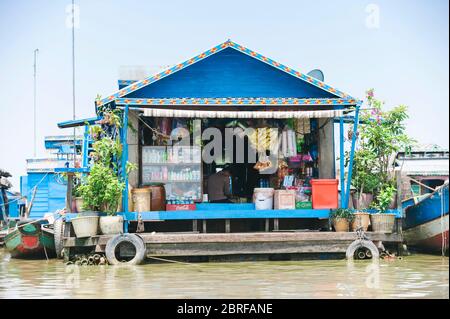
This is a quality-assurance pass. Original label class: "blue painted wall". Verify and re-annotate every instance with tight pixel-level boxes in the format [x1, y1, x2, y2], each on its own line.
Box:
[20, 173, 67, 219]
[125, 48, 337, 99]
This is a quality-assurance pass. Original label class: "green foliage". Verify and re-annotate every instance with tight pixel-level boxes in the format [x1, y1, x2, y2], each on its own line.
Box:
[78, 164, 125, 214]
[77, 106, 136, 215]
[91, 137, 122, 168]
[347, 89, 415, 212]
[371, 183, 396, 213]
[346, 148, 381, 194]
[330, 208, 355, 222]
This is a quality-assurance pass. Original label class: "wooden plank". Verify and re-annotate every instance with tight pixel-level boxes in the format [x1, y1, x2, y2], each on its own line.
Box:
[145, 241, 353, 256]
[63, 231, 402, 247]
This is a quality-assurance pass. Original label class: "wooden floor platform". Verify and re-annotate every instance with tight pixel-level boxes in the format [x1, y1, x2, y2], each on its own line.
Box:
[64, 231, 403, 257]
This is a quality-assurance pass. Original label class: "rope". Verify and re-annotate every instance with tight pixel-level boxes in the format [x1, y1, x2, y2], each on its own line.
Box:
[440, 187, 447, 257]
[148, 256, 199, 266]
[0, 172, 50, 208]
[131, 112, 170, 140]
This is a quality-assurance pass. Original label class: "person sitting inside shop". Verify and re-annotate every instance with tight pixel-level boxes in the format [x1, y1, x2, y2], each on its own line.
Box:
[207, 166, 233, 203]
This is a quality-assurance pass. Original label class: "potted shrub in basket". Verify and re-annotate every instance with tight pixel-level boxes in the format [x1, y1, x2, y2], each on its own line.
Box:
[330, 208, 355, 232]
[78, 163, 125, 235]
[370, 182, 397, 233]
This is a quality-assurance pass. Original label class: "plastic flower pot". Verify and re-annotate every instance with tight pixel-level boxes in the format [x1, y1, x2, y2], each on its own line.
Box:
[99, 215, 124, 235]
[71, 215, 99, 238]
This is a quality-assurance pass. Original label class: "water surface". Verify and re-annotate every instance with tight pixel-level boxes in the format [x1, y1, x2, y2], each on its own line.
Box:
[0, 250, 448, 299]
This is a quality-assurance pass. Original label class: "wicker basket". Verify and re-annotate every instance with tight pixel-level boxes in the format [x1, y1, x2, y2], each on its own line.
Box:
[370, 213, 396, 233]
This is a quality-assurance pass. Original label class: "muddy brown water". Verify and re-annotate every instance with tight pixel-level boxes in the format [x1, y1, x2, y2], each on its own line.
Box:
[0, 249, 448, 299]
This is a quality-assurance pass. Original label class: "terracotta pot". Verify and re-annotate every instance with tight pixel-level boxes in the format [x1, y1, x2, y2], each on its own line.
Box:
[352, 193, 373, 210]
[370, 213, 396, 233]
[74, 197, 85, 213]
[351, 212, 371, 231]
[333, 218, 350, 232]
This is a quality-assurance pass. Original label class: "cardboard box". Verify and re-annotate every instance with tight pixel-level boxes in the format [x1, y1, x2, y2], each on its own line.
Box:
[274, 190, 296, 210]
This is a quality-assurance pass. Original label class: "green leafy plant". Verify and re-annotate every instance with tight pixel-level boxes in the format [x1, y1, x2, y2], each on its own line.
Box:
[78, 163, 125, 214]
[371, 182, 397, 213]
[77, 106, 136, 215]
[330, 208, 355, 222]
[347, 89, 415, 211]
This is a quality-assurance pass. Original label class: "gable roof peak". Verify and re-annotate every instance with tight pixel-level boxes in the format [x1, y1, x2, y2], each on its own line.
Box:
[97, 40, 358, 107]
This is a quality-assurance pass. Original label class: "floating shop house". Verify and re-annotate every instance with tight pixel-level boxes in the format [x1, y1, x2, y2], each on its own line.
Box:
[58, 40, 403, 262]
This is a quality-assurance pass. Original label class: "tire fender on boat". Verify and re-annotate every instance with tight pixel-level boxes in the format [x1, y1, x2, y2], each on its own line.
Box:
[105, 233, 146, 265]
[346, 239, 380, 260]
[53, 218, 65, 259]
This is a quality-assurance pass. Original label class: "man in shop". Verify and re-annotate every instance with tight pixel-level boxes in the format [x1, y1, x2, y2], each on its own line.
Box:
[207, 166, 233, 203]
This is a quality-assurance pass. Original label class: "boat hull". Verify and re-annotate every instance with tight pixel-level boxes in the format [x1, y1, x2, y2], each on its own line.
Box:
[404, 184, 449, 254]
[4, 221, 55, 259]
[404, 214, 449, 254]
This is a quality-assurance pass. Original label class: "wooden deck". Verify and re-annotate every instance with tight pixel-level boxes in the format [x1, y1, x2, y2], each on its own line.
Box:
[63, 231, 403, 257]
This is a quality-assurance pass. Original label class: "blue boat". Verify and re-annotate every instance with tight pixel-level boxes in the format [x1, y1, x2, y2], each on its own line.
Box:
[403, 182, 449, 254]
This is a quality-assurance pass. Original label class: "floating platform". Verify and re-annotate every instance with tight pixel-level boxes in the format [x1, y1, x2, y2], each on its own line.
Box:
[63, 231, 403, 260]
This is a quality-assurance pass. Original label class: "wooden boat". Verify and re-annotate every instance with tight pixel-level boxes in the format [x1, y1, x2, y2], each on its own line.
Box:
[3, 220, 56, 258]
[403, 182, 449, 254]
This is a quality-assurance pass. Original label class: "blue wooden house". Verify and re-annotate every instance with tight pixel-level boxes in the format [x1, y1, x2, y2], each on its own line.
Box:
[20, 135, 82, 219]
[59, 40, 403, 233]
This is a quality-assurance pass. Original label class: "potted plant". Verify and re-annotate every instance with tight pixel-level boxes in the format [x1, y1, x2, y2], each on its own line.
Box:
[330, 208, 355, 232]
[347, 89, 414, 232]
[349, 149, 380, 209]
[71, 107, 134, 237]
[72, 175, 86, 213]
[370, 183, 397, 233]
[351, 209, 371, 232]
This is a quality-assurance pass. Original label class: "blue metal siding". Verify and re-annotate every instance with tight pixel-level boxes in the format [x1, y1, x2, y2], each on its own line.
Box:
[126, 48, 337, 99]
[25, 173, 67, 219]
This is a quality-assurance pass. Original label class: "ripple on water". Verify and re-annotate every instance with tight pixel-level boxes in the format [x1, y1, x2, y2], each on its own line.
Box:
[0, 249, 448, 299]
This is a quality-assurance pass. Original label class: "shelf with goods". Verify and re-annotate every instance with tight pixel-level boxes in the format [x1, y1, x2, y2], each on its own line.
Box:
[141, 145, 202, 202]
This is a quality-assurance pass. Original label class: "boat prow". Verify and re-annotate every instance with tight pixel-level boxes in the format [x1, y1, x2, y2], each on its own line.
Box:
[4, 219, 56, 259]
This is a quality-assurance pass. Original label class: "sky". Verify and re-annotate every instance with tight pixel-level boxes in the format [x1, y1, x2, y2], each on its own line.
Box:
[0, 0, 449, 191]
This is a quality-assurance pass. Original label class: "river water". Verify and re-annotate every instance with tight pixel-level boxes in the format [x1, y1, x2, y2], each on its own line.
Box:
[0, 249, 448, 299]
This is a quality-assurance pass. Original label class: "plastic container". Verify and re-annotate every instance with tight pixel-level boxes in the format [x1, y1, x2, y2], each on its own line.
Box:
[311, 179, 338, 209]
[71, 216, 99, 238]
[274, 190, 296, 210]
[131, 188, 151, 212]
[253, 188, 274, 210]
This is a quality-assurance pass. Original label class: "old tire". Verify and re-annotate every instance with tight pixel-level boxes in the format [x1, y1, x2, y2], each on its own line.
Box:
[346, 239, 379, 260]
[105, 234, 146, 265]
[53, 218, 65, 259]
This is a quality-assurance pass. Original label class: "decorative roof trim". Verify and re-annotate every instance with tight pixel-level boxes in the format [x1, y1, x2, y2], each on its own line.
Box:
[98, 40, 358, 107]
[114, 97, 357, 107]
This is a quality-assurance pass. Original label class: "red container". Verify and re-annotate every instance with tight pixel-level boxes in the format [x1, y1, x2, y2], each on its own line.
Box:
[166, 204, 196, 211]
[311, 179, 339, 209]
